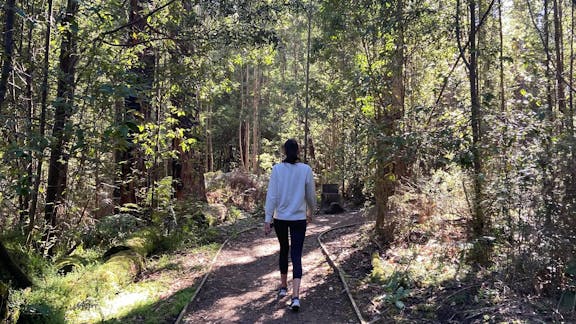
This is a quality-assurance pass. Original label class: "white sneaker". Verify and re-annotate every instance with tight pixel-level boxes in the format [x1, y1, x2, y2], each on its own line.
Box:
[290, 297, 300, 312]
[278, 287, 288, 298]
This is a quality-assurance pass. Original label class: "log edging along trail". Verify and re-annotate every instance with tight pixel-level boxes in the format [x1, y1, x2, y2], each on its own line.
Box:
[317, 222, 368, 324]
[174, 225, 259, 324]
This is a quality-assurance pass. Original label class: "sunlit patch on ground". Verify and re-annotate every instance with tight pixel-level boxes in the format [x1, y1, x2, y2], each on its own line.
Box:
[75, 291, 153, 323]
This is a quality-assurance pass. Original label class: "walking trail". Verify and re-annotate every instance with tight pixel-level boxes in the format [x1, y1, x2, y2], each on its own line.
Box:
[179, 211, 366, 323]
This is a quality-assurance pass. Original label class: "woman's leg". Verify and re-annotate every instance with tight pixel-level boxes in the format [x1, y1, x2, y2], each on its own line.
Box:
[274, 220, 289, 288]
[289, 220, 307, 298]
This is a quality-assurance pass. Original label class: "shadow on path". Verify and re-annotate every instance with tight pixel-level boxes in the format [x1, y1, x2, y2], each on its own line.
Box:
[179, 211, 366, 323]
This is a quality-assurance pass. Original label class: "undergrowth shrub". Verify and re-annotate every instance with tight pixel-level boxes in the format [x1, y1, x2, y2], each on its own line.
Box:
[205, 170, 266, 212]
[87, 213, 147, 247]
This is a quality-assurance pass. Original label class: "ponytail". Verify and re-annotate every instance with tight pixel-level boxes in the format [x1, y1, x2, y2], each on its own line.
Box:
[282, 139, 300, 164]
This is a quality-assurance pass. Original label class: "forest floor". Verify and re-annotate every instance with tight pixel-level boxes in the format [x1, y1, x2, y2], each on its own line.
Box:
[178, 210, 362, 323]
[132, 209, 566, 323]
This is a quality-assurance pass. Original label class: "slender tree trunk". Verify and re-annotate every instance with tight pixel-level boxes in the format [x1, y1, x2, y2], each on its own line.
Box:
[252, 65, 260, 173]
[238, 66, 245, 170]
[569, 0, 576, 209]
[244, 66, 251, 172]
[498, 0, 513, 241]
[558, 0, 576, 212]
[19, 0, 36, 230]
[466, 0, 490, 260]
[553, 0, 566, 116]
[27, 0, 53, 241]
[304, 10, 311, 163]
[206, 103, 214, 172]
[0, 0, 16, 111]
[43, 0, 79, 255]
[544, 0, 554, 119]
[571, 0, 575, 125]
[542, 0, 555, 226]
[498, 0, 505, 114]
[469, 0, 482, 231]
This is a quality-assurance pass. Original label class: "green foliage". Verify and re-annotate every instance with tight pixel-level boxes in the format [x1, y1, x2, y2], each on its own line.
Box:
[370, 253, 412, 310]
[145, 176, 174, 210]
[91, 214, 146, 247]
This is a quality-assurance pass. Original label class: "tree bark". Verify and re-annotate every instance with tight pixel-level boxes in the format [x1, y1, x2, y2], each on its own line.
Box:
[553, 0, 566, 116]
[206, 102, 214, 172]
[171, 95, 207, 202]
[244, 66, 251, 171]
[468, 0, 486, 241]
[542, 0, 554, 226]
[304, 10, 311, 163]
[19, 0, 36, 230]
[173, 137, 207, 202]
[115, 0, 155, 205]
[375, 0, 405, 241]
[43, 0, 79, 255]
[0, 0, 16, 111]
[252, 65, 260, 173]
[27, 0, 54, 241]
[238, 67, 244, 170]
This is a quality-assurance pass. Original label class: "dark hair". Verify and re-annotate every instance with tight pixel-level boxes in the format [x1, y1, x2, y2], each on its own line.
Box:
[283, 139, 300, 164]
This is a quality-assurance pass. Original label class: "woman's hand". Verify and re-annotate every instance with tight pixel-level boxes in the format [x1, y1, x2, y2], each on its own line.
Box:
[306, 209, 313, 223]
[264, 222, 272, 235]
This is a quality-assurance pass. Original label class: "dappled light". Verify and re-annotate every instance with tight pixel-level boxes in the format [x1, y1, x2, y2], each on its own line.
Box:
[1, 0, 576, 322]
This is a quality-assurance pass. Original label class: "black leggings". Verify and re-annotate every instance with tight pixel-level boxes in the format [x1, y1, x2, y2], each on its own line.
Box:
[274, 219, 307, 279]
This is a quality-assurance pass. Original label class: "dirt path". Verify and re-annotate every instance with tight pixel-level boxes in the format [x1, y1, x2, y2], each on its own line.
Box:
[179, 211, 366, 323]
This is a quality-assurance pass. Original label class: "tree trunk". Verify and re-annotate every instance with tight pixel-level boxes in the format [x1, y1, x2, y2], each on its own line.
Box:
[19, 0, 37, 230]
[568, 0, 576, 211]
[28, 0, 54, 241]
[375, 0, 404, 241]
[173, 117, 207, 202]
[252, 65, 260, 173]
[43, 0, 79, 255]
[206, 103, 214, 172]
[468, 0, 486, 239]
[244, 66, 251, 172]
[553, 0, 566, 116]
[542, 0, 554, 226]
[170, 89, 206, 202]
[238, 66, 245, 170]
[0, 0, 16, 111]
[571, 0, 575, 123]
[115, 0, 155, 206]
[304, 11, 311, 163]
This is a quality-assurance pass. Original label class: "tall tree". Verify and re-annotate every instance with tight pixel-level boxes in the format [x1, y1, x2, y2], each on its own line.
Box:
[373, 0, 406, 240]
[43, 0, 79, 254]
[0, 0, 16, 111]
[28, 0, 54, 237]
[115, 0, 156, 205]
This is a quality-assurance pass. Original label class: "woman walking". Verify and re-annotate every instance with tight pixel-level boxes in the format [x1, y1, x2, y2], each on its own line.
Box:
[264, 139, 316, 312]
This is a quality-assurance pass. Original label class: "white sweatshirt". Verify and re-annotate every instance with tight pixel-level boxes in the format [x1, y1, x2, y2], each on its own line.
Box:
[265, 162, 316, 223]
